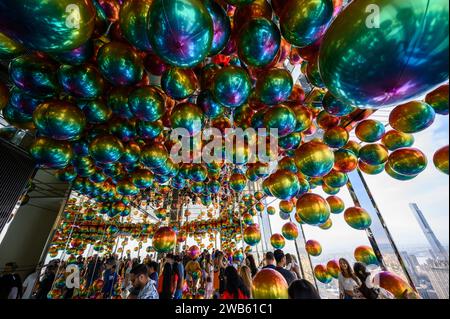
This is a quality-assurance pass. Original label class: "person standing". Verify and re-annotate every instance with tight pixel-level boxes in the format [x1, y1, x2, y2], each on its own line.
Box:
[262, 252, 277, 270]
[158, 262, 177, 299]
[130, 264, 158, 299]
[338, 258, 361, 299]
[35, 263, 56, 299]
[244, 254, 258, 277]
[102, 259, 118, 299]
[22, 263, 42, 299]
[353, 262, 394, 299]
[273, 250, 296, 285]
[220, 266, 250, 300]
[238, 265, 253, 298]
[173, 255, 184, 299]
[0, 262, 22, 299]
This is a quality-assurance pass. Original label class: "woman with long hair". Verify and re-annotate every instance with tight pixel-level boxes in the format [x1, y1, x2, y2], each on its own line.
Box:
[285, 253, 301, 279]
[353, 262, 394, 299]
[220, 266, 250, 299]
[158, 262, 177, 299]
[238, 265, 253, 298]
[338, 258, 360, 299]
[244, 254, 258, 277]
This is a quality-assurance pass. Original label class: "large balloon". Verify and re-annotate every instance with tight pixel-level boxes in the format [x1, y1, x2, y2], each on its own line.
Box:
[212, 66, 252, 108]
[244, 224, 261, 246]
[425, 84, 449, 115]
[388, 148, 427, 176]
[33, 101, 86, 141]
[152, 227, 177, 253]
[238, 18, 280, 68]
[0, 0, 96, 53]
[433, 146, 449, 175]
[204, 0, 231, 56]
[319, 0, 449, 108]
[373, 271, 414, 299]
[389, 101, 436, 134]
[294, 141, 334, 177]
[89, 135, 124, 164]
[30, 137, 73, 168]
[344, 207, 372, 230]
[147, 0, 213, 67]
[119, 0, 153, 51]
[296, 193, 330, 226]
[252, 268, 288, 299]
[279, 0, 333, 48]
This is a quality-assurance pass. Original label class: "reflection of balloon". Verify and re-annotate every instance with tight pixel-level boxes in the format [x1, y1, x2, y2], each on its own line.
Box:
[147, 0, 213, 67]
[33, 101, 86, 141]
[256, 68, 293, 105]
[89, 135, 124, 164]
[0, 0, 96, 53]
[355, 120, 385, 143]
[296, 193, 330, 226]
[314, 265, 332, 284]
[354, 246, 379, 266]
[244, 225, 261, 246]
[280, 0, 333, 47]
[425, 84, 449, 115]
[97, 42, 143, 86]
[30, 137, 73, 169]
[388, 148, 427, 176]
[326, 260, 340, 279]
[382, 130, 415, 151]
[344, 207, 372, 230]
[252, 268, 288, 299]
[433, 146, 449, 175]
[119, 0, 153, 51]
[238, 18, 280, 68]
[270, 233, 286, 249]
[161, 67, 199, 100]
[389, 101, 436, 134]
[153, 227, 176, 253]
[294, 141, 334, 177]
[305, 240, 322, 256]
[212, 66, 252, 108]
[282, 222, 298, 240]
[319, 0, 449, 108]
[373, 271, 414, 299]
[326, 195, 345, 214]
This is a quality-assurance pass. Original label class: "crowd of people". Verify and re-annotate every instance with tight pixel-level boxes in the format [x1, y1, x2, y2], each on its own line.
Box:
[1, 248, 414, 300]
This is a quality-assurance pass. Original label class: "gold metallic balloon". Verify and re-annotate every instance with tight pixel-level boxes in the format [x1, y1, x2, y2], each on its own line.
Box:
[252, 268, 289, 299]
[389, 101, 436, 134]
[296, 193, 330, 226]
[294, 141, 334, 177]
[433, 145, 449, 175]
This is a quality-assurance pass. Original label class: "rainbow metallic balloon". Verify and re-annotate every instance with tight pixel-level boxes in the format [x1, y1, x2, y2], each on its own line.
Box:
[155, 208, 167, 219]
[89, 135, 124, 164]
[252, 268, 289, 299]
[263, 104, 297, 137]
[140, 143, 169, 169]
[97, 42, 143, 86]
[279, 132, 302, 151]
[147, 0, 213, 67]
[279, 200, 294, 214]
[188, 245, 201, 259]
[129, 86, 165, 122]
[266, 169, 300, 200]
[170, 102, 204, 136]
[230, 172, 247, 192]
[161, 67, 199, 100]
[256, 68, 293, 105]
[344, 207, 372, 230]
[425, 84, 449, 115]
[116, 179, 139, 196]
[58, 64, 105, 99]
[382, 130, 415, 151]
[323, 170, 348, 188]
[326, 260, 340, 279]
[333, 149, 358, 173]
[326, 195, 345, 214]
[294, 141, 334, 177]
[197, 90, 225, 120]
[119, 0, 153, 51]
[323, 127, 349, 149]
[237, 18, 280, 68]
[388, 148, 427, 176]
[358, 144, 389, 166]
[319, 218, 333, 230]
[280, 0, 333, 47]
[322, 91, 356, 116]
[373, 271, 414, 299]
[120, 142, 141, 165]
[292, 105, 313, 133]
[319, 0, 449, 108]
[30, 137, 73, 169]
[0, 0, 96, 53]
[282, 222, 298, 240]
[296, 193, 330, 226]
[203, 0, 230, 56]
[314, 264, 332, 284]
[358, 160, 385, 175]
[270, 233, 286, 249]
[389, 101, 436, 134]
[385, 161, 418, 181]
[81, 100, 112, 124]
[244, 224, 261, 246]
[355, 120, 385, 143]
[305, 240, 322, 257]
[212, 66, 252, 108]
[33, 101, 86, 141]
[267, 206, 276, 216]
[354, 246, 379, 266]
[152, 227, 177, 253]
[433, 146, 449, 175]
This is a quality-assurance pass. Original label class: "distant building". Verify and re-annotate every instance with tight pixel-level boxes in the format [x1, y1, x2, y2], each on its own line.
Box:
[421, 259, 449, 299]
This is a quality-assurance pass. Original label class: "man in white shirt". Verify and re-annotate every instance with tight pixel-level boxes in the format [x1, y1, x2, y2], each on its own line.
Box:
[22, 263, 42, 299]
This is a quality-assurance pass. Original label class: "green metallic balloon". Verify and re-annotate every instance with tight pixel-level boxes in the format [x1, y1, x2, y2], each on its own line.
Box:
[80, 100, 112, 124]
[256, 68, 293, 105]
[97, 42, 144, 86]
[359, 144, 389, 166]
[0, 31, 24, 59]
[212, 66, 252, 108]
[263, 104, 297, 137]
[147, 0, 213, 68]
[319, 0, 449, 108]
[33, 101, 86, 141]
[89, 135, 124, 164]
[280, 0, 333, 47]
[2, 103, 34, 129]
[0, 0, 96, 53]
[58, 64, 105, 99]
[204, 0, 231, 56]
[322, 91, 356, 116]
[128, 86, 165, 122]
[171, 102, 204, 137]
[119, 0, 153, 51]
[30, 136, 73, 169]
[237, 18, 281, 68]
[161, 67, 199, 100]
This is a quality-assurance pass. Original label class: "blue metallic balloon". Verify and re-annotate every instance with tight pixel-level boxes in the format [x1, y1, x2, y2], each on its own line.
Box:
[212, 66, 252, 108]
[197, 90, 225, 120]
[204, 0, 231, 56]
[58, 64, 105, 99]
[128, 86, 165, 122]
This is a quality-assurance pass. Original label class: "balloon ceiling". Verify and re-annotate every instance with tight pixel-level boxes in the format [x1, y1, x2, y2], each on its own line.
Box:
[0, 0, 448, 291]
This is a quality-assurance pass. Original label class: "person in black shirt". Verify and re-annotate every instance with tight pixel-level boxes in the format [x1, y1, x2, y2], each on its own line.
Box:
[273, 250, 296, 286]
[0, 262, 22, 299]
[36, 264, 57, 299]
[262, 252, 277, 270]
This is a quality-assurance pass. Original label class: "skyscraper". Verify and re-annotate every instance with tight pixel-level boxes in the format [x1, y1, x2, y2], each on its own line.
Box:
[409, 203, 448, 261]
